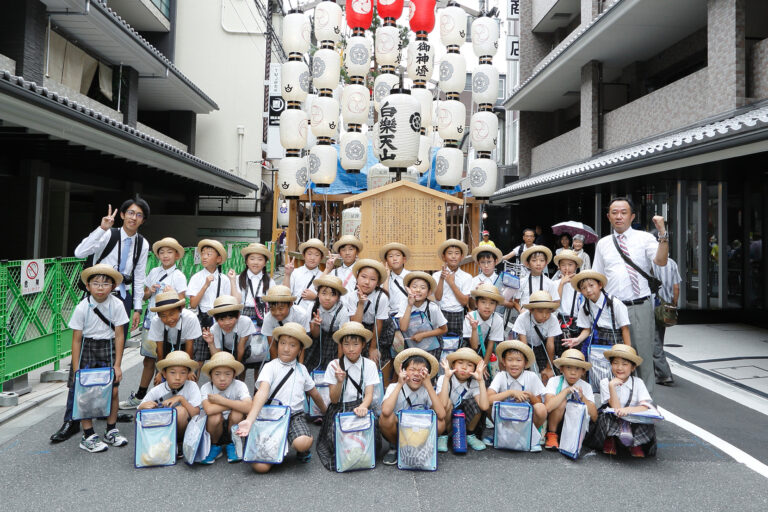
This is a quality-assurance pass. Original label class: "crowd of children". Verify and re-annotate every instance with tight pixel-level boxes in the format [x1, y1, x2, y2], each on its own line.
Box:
[64, 232, 661, 470]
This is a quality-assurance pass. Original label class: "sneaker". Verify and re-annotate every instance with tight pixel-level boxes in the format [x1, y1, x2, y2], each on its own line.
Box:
[545, 432, 559, 450]
[485, 417, 494, 429]
[437, 435, 449, 453]
[466, 434, 486, 451]
[199, 444, 223, 464]
[382, 448, 398, 465]
[118, 392, 142, 410]
[79, 434, 108, 453]
[629, 445, 645, 458]
[104, 428, 128, 447]
[603, 437, 617, 456]
[296, 450, 311, 463]
[483, 435, 494, 446]
[225, 443, 241, 463]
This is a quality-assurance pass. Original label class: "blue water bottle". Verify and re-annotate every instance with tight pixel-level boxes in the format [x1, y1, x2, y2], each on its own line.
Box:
[452, 410, 467, 453]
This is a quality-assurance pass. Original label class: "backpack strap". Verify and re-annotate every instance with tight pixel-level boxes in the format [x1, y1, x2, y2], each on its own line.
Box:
[95, 228, 121, 265]
[267, 367, 295, 403]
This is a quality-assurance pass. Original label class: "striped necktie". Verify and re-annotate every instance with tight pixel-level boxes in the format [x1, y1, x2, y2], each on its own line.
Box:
[617, 233, 640, 297]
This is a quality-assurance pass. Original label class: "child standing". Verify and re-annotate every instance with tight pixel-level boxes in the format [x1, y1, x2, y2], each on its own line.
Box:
[433, 239, 472, 337]
[470, 246, 503, 289]
[487, 340, 547, 430]
[512, 245, 560, 313]
[66, 264, 129, 453]
[199, 352, 253, 464]
[286, 238, 328, 317]
[344, 259, 391, 367]
[380, 348, 446, 465]
[512, 290, 562, 385]
[307, 276, 350, 372]
[232, 243, 275, 330]
[463, 284, 505, 369]
[261, 285, 310, 359]
[553, 250, 584, 354]
[380, 242, 411, 325]
[201, 296, 255, 371]
[144, 290, 201, 378]
[399, 272, 448, 361]
[435, 348, 489, 452]
[236, 323, 328, 473]
[542, 349, 597, 450]
[324, 235, 362, 295]
[316, 322, 381, 470]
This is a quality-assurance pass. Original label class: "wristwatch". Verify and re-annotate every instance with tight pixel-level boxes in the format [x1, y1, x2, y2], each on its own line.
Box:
[657, 232, 670, 242]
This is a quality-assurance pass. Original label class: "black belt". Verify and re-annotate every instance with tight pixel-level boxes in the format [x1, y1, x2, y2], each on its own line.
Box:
[622, 296, 649, 306]
[83, 337, 113, 343]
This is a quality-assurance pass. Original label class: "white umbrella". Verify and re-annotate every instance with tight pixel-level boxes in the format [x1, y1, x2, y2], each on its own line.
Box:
[551, 221, 599, 244]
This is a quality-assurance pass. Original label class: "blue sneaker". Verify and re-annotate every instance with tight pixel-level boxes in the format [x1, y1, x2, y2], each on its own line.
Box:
[296, 450, 311, 463]
[225, 443, 241, 463]
[199, 444, 223, 465]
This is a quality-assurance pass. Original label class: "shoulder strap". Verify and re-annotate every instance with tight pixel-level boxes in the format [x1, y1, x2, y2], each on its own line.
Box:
[623, 377, 635, 408]
[392, 276, 408, 297]
[95, 228, 121, 265]
[611, 234, 659, 287]
[328, 304, 343, 331]
[268, 367, 295, 403]
[401, 387, 413, 408]
[424, 299, 432, 322]
[295, 274, 317, 305]
[532, 323, 547, 345]
[344, 359, 365, 398]
[93, 305, 115, 329]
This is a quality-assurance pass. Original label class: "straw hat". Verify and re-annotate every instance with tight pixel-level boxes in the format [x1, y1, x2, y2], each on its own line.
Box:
[263, 285, 296, 304]
[201, 351, 245, 377]
[523, 290, 559, 310]
[603, 344, 643, 366]
[81, 264, 123, 286]
[156, 350, 199, 372]
[241, 243, 272, 262]
[553, 349, 592, 371]
[570, 270, 607, 291]
[394, 348, 439, 379]
[149, 291, 186, 312]
[471, 245, 503, 263]
[272, 322, 313, 349]
[352, 258, 387, 285]
[313, 275, 348, 296]
[437, 238, 468, 259]
[520, 245, 552, 266]
[152, 237, 185, 259]
[207, 295, 244, 317]
[332, 235, 363, 253]
[404, 271, 437, 292]
[446, 347, 482, 366]
[553, 249, 583, 268]
[298, 238, 329, 258]
[197, 239, 228, 262]
[332, 321, 373, 344]
[495, 340, 535, 369]
[471, 283, 505, 304]
[379, 242, 411, 261]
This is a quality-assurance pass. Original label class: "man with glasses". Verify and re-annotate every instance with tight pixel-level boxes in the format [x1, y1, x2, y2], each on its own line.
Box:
[50, 198, 151, 443]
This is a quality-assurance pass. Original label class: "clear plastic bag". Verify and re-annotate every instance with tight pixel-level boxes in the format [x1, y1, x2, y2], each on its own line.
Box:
[72, 367, 114, 420]
[246, 333, 269, 363]
[397, 409, 437, 471]
[243, 404, 291, 464]
[371, 370, 384, 417]
[305, 371, 330, 418]
[334, 412, 376, 473]
[603, 406, 664, 424]
[588, 344, 612, 393]
[559, 400, 589, 459]
[493, 401, 539, 452]
[182, 412, 210, 465]
[135, 408, 177, 468]
[439, 336, 461, 375]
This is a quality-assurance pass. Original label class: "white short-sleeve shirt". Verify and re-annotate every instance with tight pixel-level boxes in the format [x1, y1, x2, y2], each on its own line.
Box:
[489, 370, 545, 398]
[257, 359, 315, 412]
[554, 278, 583, 318]
[262, 308, 309, 337]
[432, 268, 472, 313]
[314, 303, 350, 333]
[323, 356, 380, 403]
[240, 270, 276, 307]
[387, 269, 411, 316]
[398, 300, 446, 351]
[543, 376, 594, 403]
[383, 383, 432, 413]
[212, 315, 256, 353]
[148, 308, 202, 348]
[200, 380, 251, 419]
[575, 295, 630, 330]
[142, 380, 202, 407]
[512, 310, 562, 346]
[289, 265, 322, 316]
[144, 265, 188, 324]
[462, 310, 504, 342]
[471, 272, 498, 290]
[342, 288, 390, 324]
[515, 274, 560, 307]
[332, 263, 358, 295]
[187, 269, 231, 313]
[599, 376, 652, 407]
[436, 374, 480, 405]
[69, 295, 129, 340]
[592, 228, 660, 301]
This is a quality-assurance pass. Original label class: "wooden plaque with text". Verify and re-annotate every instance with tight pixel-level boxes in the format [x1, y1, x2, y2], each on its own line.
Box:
[344, 181, 463, 271]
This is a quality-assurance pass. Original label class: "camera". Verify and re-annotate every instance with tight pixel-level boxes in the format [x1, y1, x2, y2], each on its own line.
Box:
[121, 273, 133, 285]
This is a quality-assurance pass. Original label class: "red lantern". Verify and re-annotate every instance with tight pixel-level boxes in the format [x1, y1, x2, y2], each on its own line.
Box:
[346, 0, 374, 30]
[409, 0, 436, 34]
[376, 0, 404, 22]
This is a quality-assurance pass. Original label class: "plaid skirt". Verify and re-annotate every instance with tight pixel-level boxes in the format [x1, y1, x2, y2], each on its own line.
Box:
[532, 344, 552, 373]
[556, 315, 582, 357]
[591, 327, 621, 346]
[317, 399, 356, 471]
[442, 310, 464, 338]
[242, 303, 268, 328]
[455, 396, 483, 436]
[591, 410, 656, 449]
[287, 411, 312, 445]
[362, 319, 395, 365]
[192, 337, 212, 363]
[305, 330, 340, 372]
[67, 338, 117, 389]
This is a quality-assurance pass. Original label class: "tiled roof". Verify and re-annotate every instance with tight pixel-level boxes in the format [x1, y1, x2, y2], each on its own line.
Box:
[492, 103, 768, 200]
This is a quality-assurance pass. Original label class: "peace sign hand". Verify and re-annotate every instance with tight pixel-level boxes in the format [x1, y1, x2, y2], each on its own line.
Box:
[311, 311, 322, 326]
[285, 256, 295, 275]
[100, 204, 118, 231]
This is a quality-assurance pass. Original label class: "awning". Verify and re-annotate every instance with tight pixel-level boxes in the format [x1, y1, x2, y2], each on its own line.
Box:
[491, 102, 768, 203]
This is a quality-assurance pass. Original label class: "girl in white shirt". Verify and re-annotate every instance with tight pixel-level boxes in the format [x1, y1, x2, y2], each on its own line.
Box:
[233, 243, 275, 332]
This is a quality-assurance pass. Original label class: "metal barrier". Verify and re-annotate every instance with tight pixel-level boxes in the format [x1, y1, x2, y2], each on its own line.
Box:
[0, 241, 251, 390]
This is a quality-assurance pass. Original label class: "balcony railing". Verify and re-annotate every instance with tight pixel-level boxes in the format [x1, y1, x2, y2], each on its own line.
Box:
[150, 0, 171, 19]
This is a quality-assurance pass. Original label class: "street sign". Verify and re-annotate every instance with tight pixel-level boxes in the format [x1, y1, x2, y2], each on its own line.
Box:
[269, 96, 286, 126]
[507, 35, 519, 61]
[21, 259, 44, 295]
[508, 0, 519, 20]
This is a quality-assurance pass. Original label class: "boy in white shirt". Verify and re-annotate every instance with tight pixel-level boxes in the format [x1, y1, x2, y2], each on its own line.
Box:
[285, 238, 328, 317]
[512, 290, 563, 385]
[512, 245, 560, 312]
[261, 285, 310, 359]
[380, 242, 411, 320]
[487, 340, 547, 430]
[323, 235, 362, 295]
[201, 296, 256, 369]
[399, 272, 448, 361]
[433, 239, 473, 337]
[552, 250, 584, 354]
[236, 323, 327, 473]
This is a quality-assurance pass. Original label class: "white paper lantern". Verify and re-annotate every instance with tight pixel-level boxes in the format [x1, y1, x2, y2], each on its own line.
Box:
[373, 73, 398, 114]
[471, 16, 499, 58]
[375, 26, 401, 67]
[344, 36, 371, 78]
[376, 91, 421, 168]
[310, 95, 340, 138]
[407, 37, 435, 83]
[313, 48, 341, 91]
[277, 201, 290, 227]
[314, 1, 343, 43]
[411, 88, 433, 133]
[436, 99, 465, 141]
[468, 157, 497, 199]
[414, 134, 432, 174]
[438, 52, 466, 94]
[309, 144, 338, 187]
[281, 60, 310, 103]
[432, 99, 440, 132]
[470, 111, 498, 152]
[439, 4, 467, 47]
[435, 146, 463, 189]
[304, 93, 317, 147]
[283, 11, 311, 55]
[280, 108, 308, 149]
[341, 83, 370, 127]
[367, 162, 391, 190]
[472, 64, 499, 105]
[278, 156, 308, 198]
[340, 130, 368, 172]
[371, 122, 380, 160]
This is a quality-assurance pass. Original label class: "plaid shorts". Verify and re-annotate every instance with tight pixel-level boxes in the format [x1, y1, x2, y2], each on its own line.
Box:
[532, 344, 551, 373]
[287, 411, 312, 445]
[67, 338, 117, 389]
[192, 337, 212, 363]
[442, 310, 464, 338]
[456, 395, 483, 432]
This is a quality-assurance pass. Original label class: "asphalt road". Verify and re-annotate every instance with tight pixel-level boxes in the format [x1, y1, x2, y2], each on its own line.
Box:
[1, 362, 767, 512]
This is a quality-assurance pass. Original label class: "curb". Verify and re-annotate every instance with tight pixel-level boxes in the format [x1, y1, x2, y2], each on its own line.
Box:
[0, 386, 68, 426]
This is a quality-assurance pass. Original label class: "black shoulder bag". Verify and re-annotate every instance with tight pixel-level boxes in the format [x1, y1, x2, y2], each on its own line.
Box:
[611, 235, 662, 295]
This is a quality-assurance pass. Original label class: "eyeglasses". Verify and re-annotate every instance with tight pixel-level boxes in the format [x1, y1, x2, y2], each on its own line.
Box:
[89, 281, 113, 289]
[124, 210, 144, 219]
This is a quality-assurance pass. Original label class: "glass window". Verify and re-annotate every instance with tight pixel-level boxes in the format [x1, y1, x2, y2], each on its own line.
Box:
[726, 185, 744, 308]
[686, 182, 700, 307]
[706, 183, 720, 307]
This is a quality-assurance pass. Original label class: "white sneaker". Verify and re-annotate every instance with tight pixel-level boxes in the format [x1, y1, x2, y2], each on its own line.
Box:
[118, 392, 142, 410]
[79, 434, 108, 453]
[104, 428, 128, 447]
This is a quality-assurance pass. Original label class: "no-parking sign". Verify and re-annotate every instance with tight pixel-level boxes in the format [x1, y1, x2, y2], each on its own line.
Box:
[21, 259, 44, 295]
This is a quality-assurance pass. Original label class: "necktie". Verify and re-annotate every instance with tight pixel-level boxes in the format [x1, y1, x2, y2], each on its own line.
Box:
[118, 237, 132, 298]
[617, 233, 640, 297]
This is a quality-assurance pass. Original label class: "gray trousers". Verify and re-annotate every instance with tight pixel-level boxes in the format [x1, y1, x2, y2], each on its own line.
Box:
[654, 323, 673, 381]
[626, 299, 655, 395]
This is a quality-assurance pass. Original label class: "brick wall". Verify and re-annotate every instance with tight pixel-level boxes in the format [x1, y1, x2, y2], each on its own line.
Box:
[750, 38, 768, 100]
[531, 126, 581, 173]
